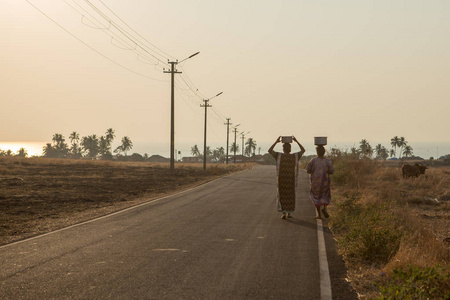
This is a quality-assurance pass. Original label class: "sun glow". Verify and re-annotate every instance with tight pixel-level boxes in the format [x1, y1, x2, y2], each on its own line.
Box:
[0, 142, 45, 157]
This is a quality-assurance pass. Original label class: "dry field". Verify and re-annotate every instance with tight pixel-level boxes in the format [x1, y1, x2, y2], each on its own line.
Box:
[0, 157, 251, 246]
[328, 159, 450, 298]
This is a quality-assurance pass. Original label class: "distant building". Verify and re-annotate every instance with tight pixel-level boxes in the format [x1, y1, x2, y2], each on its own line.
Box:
[148, 155, 169, 163]
[181, 156, 201, 163]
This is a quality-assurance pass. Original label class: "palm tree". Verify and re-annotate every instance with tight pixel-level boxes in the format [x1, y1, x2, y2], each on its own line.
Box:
[69, 131, 79, 146]
[99, 136, 109, 157]
[359, 139, 372, 158]
[391, 136, 400, 158]
[115, 136, 133, 156]
[403, 145, 413, 158]
[105, 128, 115, 152]
[389, 149, 396, 158]
[216, 147, 225, 157]
[52, 133, 68, 158]
[212, 147, 225, 161]
[230, 143, 239, 154]
[375, 144, 383, 159]
[42, 143, 57, 158]
[380, 148, 389, 160]
[81, 135, 100, 158]
[398, 137, 407, 159]
[16, 148, 28, 158]
[69, 131, 81, 157]
[191, 145, 201, 157]
[245, 138, 257, 157]
[204, 146, 212, 157]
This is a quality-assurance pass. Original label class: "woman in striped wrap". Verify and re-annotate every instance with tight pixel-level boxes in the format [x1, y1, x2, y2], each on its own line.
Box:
[268, 136, 306, 219]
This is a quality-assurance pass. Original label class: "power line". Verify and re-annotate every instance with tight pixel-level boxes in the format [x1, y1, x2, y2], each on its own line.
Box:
[26, 0, 168, 81]
[65, 0, 163, 67]
[69, 0, 170, 68]
[177, 74, 204, 101]
[96, 0, 176, 62]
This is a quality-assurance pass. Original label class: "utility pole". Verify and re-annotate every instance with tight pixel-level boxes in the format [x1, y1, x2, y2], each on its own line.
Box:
[201, 92, 223, 171]
[232, 125, 240, 163]
[241, 132, 245, 158]
[164, 62, 181, 171]
[201, 99, 211, 171]
[163, 52, 199, 171]
[241, 131, 250, 160]
[224, 118, 232, 164]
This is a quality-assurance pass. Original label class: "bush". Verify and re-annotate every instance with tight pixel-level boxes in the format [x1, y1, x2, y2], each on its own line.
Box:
[330, 194, 402, 265]
[379, 265, 450, 299]
[331, 158, 378, 187]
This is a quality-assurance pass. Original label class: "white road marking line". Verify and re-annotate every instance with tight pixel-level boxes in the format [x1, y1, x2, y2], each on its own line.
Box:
[152, 249, 180, 252]
[317, 219, 332, 300]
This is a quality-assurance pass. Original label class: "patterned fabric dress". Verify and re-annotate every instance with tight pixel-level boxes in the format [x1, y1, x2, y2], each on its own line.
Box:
[306, 157, 334, 207]
[271, 152, 300, 213]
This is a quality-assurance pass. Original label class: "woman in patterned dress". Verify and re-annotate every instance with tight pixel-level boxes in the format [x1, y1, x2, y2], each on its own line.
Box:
[268, 136, 306, 219]
[306, 145, 334, 219]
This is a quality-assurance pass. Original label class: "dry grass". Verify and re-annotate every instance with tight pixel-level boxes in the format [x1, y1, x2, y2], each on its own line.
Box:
[328, 158, 450, 299]
[0, 157, 252, 246]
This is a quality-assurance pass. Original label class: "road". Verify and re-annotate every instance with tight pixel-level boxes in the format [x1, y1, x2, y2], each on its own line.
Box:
[0, 165, 356, 299]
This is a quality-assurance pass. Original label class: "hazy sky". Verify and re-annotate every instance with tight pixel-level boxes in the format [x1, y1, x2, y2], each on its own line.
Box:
[1, 0, 449, 156]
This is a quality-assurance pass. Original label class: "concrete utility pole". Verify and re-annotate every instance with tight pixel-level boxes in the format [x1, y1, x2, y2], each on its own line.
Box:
[201, 92, 223, 171]
[164, 52, 199, 171]
[241, 131, 250, 160]
[164, 62, 180, 171]
[224, 118, 232, 164]
[232, 125, 240, 163]
[241, 132, 245, 158]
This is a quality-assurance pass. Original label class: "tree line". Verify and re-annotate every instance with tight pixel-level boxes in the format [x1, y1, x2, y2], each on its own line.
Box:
[328, 136, 414, 160]
[0, 148, 28, 157]
[190, 138, 258, 162]
[42, 128, 133, 160]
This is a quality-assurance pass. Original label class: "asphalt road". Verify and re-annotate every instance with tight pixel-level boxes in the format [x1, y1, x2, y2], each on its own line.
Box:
[0, 165, 356, 299]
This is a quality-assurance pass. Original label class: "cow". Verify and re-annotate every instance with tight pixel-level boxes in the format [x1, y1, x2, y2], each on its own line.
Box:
[402, 163, 428, 179]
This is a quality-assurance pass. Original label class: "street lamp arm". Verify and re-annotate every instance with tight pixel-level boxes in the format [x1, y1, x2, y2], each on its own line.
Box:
[178, 51, 200, 63]
[205, 91, 223, 101]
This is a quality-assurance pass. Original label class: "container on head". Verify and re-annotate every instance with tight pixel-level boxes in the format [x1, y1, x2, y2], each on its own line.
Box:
[282, 136, 293, 143]
[314, 137, 327, 146]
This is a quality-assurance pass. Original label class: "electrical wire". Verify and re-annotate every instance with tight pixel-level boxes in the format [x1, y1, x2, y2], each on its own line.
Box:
[178, 72, 206, 99]
[66, 0, 168, 69]
[26, 0, 168, 81]
[83, 0, 170, 67]
[27, 0, 228, 125]
[97, 0, 176, 62]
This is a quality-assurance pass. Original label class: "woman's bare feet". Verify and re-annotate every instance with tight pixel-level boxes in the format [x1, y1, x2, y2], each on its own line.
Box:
[322, 207, 329, 218]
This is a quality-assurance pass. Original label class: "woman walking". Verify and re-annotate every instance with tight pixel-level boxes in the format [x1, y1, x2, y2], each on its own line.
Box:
[268, 136, 306, 219]
[306, 145, 334, 219]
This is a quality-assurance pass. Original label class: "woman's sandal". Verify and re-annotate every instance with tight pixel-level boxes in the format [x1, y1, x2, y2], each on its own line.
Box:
[322, 208, 330, 219]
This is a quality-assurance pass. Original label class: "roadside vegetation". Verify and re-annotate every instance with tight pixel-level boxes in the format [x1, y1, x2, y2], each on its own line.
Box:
[0, 128, 263, 164]
[320, 140, 450, 299]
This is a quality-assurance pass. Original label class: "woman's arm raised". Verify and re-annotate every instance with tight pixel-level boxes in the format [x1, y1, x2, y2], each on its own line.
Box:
[268, 136, 281, 154]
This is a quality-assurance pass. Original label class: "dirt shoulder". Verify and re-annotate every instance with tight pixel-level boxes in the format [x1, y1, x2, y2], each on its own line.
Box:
[0, 157, 251, 246]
